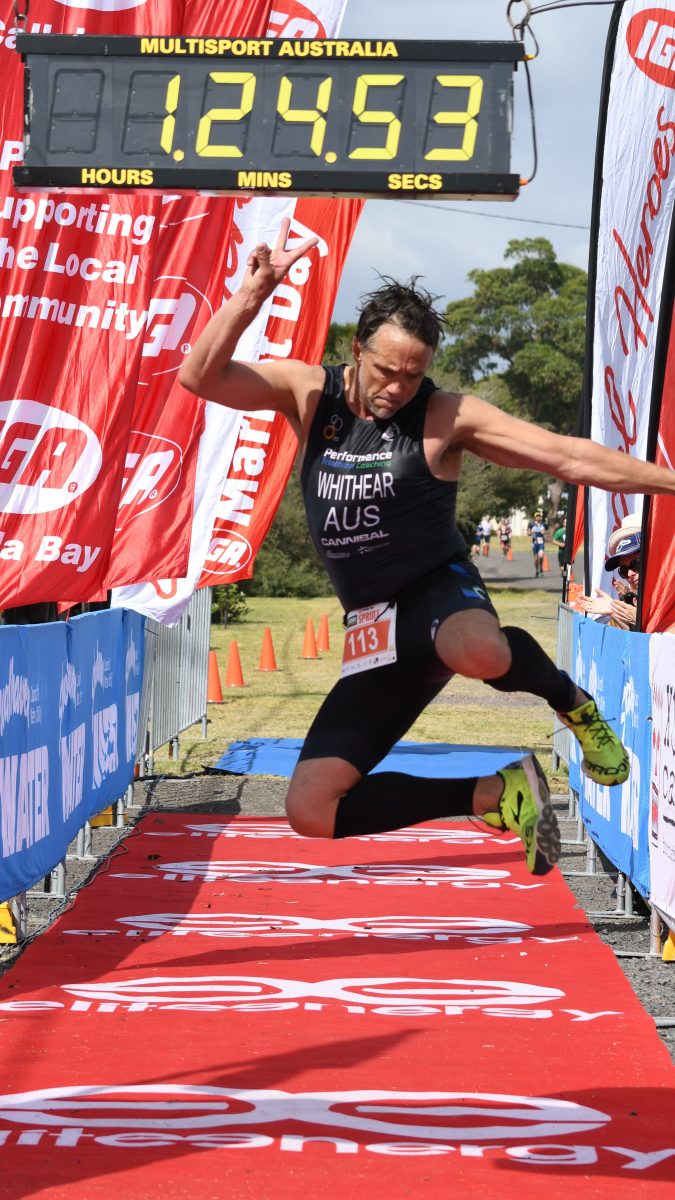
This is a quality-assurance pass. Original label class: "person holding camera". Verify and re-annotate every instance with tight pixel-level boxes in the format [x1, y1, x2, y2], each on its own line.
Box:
[578, 516, 641, 629]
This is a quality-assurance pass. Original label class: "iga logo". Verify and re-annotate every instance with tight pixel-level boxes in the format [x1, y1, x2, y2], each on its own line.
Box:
[117, 431, 183, 523]
[0, 399, 102, 514]
[267, 2, 327, 38]
[202, 533, 253, 577]
[139, 278, 211, 377]
[0, 1085, 610, 1143]
[628, 8, 675, 85]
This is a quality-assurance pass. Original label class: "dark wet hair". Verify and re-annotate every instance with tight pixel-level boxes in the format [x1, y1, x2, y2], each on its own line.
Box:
[355, 276, 447, 353]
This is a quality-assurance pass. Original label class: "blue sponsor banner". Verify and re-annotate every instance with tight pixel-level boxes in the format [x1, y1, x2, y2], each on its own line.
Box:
[569, 614, 652, 896]
[0, 609, 144, 900]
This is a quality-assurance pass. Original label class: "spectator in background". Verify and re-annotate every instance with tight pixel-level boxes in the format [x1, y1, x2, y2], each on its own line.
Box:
[527, 509, 548, 577]
[578, 515, 641, 629]
[552, 518, 567, 576]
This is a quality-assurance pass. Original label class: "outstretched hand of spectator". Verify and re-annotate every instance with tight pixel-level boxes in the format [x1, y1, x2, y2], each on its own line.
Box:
[578, 588, 613, 616]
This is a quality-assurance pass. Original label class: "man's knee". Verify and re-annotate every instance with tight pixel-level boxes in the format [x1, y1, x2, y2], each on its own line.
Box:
[286, 792, 336, 838]
[286, 757, 359, 838]
[453, 631, 511, 679]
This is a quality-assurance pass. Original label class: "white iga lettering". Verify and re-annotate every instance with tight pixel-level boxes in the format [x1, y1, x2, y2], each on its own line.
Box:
[0, 400, 102, 515]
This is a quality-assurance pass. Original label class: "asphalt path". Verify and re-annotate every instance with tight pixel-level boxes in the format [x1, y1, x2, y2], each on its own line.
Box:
[473, 545, 582, 595]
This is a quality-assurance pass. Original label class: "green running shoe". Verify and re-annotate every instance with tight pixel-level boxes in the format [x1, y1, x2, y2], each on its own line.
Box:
[483, 754, 560, 876]
[558, 693, 629, 786]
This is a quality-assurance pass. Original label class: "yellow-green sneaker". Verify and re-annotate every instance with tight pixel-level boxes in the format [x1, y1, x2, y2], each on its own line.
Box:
[558, 693, 629, 786]
[483, 754, 560, 876]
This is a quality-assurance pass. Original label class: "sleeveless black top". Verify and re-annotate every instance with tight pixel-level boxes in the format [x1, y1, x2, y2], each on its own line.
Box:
[300, 364, 467, 609]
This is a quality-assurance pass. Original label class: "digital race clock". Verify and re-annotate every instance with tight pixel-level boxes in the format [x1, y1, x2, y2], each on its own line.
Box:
[14, 35, 524, 200]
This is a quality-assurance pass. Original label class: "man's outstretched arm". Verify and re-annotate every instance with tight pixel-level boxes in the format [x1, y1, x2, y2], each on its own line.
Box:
[179, 218, 319, 417]
[453, 392, 675, 497]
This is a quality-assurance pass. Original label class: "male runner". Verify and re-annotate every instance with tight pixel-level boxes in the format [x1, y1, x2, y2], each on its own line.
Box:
[179, 221, 675, 876]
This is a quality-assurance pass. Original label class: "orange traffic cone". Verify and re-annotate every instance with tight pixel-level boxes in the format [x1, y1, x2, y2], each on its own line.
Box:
[542, 553, 550, 573]
[207, 649, 224, 702]
[224, 640, 245, 688]
[316, 613, 330, 653]
[300, 618, 318, 659]
[258, 627, 278, 671]
[507, 547, 513, 561]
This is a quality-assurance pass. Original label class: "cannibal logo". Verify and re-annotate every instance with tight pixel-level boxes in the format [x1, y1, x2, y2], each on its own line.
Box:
[0, 1084, 611, 1143]
[627, 8, 675, 86]
[150, 860, 511, 886]
[0, 399, 102, 515]
[60, 975, 565, 1015]
[117, 431, 183, 524]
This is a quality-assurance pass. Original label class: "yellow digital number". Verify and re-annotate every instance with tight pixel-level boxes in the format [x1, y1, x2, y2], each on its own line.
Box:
[349, 74, 404, 161]
[424, 75, 484, 161]
[195, 72, 256, 158]
[160, 74, 181, 155]
[277, 75, 332, 157]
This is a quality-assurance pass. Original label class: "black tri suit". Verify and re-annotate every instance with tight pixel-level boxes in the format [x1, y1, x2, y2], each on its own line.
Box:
[297, 364, 497, 775]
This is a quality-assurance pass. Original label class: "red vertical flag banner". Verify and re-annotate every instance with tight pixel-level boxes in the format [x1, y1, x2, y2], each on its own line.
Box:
[103, 0, 275, 588]
[112, 0, 359, 625]
[198, 195, 363, 591]
[582, 1, 675, 619]
[0, 0, 183, 607]
[0, 0, 274, 609]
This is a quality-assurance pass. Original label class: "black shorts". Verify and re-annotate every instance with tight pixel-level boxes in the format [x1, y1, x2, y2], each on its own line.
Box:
[297, 559, 498, 776]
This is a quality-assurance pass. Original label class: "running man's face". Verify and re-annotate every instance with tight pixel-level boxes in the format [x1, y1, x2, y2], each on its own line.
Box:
[352, 323, 434, 419]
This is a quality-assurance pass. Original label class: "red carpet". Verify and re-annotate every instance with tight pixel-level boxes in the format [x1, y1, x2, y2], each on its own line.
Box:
[0, 813, 674, 1198]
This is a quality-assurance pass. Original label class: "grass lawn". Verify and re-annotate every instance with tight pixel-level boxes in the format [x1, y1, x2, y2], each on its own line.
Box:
[151, 583, 569, 793]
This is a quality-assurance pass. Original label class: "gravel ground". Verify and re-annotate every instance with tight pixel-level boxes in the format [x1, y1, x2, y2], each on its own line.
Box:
[2, 770, 673, 1066]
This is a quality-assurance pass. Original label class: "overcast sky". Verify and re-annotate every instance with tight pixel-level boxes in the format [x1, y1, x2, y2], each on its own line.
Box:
[331, 0, 613, 322]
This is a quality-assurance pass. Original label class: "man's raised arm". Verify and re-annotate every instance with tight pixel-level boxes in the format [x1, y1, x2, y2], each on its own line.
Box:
[178, 218, 319, 417]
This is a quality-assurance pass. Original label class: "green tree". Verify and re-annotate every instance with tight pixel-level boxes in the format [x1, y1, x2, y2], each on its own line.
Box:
[436, 238, 586, 515]
[211, 583, 248, 625]
[324, 321, 356, 363]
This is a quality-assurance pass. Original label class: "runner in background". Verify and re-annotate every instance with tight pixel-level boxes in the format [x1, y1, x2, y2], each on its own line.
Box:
[528, 509, 548, 577]
[180, 220, 675, 878]
[479, 514, 492, 556]
[498, 516, 512, 560]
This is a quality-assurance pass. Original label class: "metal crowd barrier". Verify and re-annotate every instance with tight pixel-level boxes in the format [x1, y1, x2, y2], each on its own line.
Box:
[552, 601, 574, 771]
[142, 585, 211, 770]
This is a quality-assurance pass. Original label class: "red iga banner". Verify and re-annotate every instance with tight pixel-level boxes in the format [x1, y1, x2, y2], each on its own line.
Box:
[103, 0, 277, 588]
[0, 0, 181, 607]
[0, 0, 275, 609]
[198, 195, 363, 590]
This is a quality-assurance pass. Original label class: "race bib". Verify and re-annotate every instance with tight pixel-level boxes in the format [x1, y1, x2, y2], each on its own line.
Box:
[341, 602, 397, 677]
